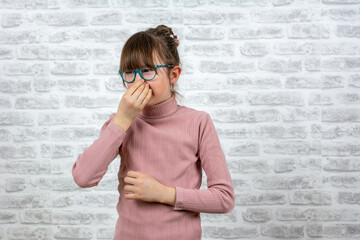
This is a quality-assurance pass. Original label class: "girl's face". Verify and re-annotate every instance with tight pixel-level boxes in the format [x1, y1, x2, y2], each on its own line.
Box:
[125, 55, 181, 106]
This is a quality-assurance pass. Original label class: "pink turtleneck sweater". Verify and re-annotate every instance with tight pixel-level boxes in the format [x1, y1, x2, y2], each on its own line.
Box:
[71, 95, 235, 240]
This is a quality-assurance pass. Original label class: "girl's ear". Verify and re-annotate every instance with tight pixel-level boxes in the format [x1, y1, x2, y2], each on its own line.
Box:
[170, 66, 181, 82]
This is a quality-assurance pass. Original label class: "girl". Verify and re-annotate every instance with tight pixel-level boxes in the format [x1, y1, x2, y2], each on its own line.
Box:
[72, 25, 235, 240]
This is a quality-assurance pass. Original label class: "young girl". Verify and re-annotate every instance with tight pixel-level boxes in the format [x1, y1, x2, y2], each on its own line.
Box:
[72, 25, 235, 240]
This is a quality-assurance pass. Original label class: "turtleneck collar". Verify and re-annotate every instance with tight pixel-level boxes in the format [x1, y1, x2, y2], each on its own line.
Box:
[139, 95, 179, 119]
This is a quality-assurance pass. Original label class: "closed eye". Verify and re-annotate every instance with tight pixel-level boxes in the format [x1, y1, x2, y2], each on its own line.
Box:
[142, 68, 153, 73]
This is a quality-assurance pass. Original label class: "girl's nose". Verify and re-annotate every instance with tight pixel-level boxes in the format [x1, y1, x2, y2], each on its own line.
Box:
[135, 73, 144, 82]
[126, 77, 144, 88]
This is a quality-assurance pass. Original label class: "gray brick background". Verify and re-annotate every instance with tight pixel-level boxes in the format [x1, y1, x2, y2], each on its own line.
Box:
[1, 0, 360, 239]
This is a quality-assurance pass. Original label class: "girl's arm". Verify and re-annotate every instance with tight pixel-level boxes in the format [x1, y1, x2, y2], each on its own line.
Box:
[167, 113, 235, 214]
[72, 113, 126, 188]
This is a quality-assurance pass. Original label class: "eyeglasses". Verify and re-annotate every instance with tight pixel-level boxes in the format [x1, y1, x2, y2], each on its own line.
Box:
[118, 65, 174, 83]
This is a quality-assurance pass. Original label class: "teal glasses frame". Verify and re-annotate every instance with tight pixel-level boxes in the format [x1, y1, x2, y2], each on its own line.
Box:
[118, 65, 174, 83]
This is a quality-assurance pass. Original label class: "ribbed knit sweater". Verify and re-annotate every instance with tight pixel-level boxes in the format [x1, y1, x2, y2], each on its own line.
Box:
[72, 95, 235, 240]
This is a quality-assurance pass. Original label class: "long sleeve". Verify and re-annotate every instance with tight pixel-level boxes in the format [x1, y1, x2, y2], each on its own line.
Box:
[72, 113, 126, 188]
[173, 113, 235, 214]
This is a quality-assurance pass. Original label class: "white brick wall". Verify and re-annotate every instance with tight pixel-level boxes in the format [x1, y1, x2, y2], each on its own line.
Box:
[1, 0, 360, 239]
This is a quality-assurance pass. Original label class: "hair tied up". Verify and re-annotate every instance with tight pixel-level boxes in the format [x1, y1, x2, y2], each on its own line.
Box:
[170, 35, 180, 47]
[155, 24, 180, 47]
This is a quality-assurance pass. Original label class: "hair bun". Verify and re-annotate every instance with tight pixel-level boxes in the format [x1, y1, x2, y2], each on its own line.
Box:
[156, 24, 179, 47]
[170, 34, 179, 47]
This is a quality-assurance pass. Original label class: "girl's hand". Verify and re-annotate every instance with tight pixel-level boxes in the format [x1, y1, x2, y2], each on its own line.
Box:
[115, 78, 152, 123]
[123, 171, 166, 203]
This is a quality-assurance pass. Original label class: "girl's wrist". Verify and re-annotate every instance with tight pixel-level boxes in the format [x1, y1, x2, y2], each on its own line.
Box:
[159, 185, 176, 206]
[112, 115, 132, 132]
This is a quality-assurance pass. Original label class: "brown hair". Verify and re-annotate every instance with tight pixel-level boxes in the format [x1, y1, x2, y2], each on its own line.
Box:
[119, 25, 183, 100]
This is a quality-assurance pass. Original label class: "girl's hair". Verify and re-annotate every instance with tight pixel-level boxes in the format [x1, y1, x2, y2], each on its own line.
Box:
[119, 25, 183, 101]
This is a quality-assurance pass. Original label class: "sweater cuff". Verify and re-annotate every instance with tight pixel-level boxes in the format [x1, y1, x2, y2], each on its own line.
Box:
[108, 119, 127, 136]
[173, 186, 184, 211]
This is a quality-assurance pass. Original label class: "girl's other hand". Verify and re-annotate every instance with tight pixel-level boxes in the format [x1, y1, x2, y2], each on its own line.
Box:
[123, 171, 166, 203]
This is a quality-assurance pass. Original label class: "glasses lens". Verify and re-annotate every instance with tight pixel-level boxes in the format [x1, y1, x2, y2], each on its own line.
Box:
[122, 70, 134, 83]
[140, 67, 156, 80]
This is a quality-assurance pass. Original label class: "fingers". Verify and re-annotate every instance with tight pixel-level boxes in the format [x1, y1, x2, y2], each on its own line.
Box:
[124, 176, 136, 184]
[127, 78, 146, 96]
[124, 184, 135, 192]
[125, 193, 135, 199]
[127, 171, 140, 177]
[124, 77, 151, 108]
[132, 81, 147, 99]
[140, 86, 152, 107]
[137, 82, 151, 105]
